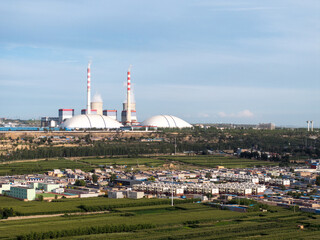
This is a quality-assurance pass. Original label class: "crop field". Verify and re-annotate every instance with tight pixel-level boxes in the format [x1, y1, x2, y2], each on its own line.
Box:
[79, 157, 166, 168]
[0, 197, 319, 239]
[0, 155, 279, 176]
[0, 157, 168, 176]
[160, 155, 278, 168]
[0, 196, 186, 215]
[0, 158, 92, 176]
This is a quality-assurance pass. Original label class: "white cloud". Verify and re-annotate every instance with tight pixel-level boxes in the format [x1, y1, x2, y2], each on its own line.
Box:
[218, 112, 228, 118]
[237, 110, 254, 118]
[198, 113, 210, 118]
[218, 110, 254, 118]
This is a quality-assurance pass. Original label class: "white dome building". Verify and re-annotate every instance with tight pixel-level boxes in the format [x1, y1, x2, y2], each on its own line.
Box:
[141, 115, 192, 128]
[60, 114, 122, 129]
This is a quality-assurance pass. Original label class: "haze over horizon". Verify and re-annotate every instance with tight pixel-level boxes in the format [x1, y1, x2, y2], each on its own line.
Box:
[0, 0, 319, 127]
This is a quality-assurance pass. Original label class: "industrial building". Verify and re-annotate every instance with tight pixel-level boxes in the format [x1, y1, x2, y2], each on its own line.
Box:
[59, 109, 74, 123]
[40, 117, 59, 128]
[103, 110, 117, 120]
[60, 62, 123, 130]
[61, 114, 122, 129]
[41, 62, 192, 130]
[257, 123, 276, 130]
[141, 115, 192, 128]
[81, 109, 97, 115]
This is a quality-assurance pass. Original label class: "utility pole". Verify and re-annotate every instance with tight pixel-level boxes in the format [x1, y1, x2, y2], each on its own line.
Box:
[171, 172, 174, 206]
[174, 137, 177, 155]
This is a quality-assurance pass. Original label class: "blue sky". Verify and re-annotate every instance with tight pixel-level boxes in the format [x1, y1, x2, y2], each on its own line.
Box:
[0, 0, 319, 127]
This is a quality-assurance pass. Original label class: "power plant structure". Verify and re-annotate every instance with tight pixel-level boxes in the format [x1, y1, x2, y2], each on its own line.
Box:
[41, 61, 192, 130]
[103, 110, 117, 120]
[86, 61, 92, 115]
[306, 120, 314, 132]
[121, 66, 138, 125]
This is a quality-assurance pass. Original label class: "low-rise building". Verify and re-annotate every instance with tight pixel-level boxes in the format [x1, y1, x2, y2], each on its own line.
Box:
[108, 191, 124, 199]
[128, 191, 144, 199]
[5, 186, 36, 201]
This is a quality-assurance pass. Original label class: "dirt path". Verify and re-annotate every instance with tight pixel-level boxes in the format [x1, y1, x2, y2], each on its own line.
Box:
[0, 211, 109, 221]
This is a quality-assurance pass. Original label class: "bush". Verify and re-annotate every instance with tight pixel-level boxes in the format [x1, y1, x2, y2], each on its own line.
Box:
[0, 208, 19, 219]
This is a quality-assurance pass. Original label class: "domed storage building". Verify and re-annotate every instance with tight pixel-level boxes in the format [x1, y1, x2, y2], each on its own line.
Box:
[141, 115, 192, 128]
[60, 114, 122, 130]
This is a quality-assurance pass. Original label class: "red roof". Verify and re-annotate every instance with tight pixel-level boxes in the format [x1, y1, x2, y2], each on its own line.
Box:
[103, 110, 117, 112]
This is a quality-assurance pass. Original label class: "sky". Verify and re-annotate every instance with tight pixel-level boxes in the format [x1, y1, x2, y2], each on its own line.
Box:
[0, 0, 319, 127]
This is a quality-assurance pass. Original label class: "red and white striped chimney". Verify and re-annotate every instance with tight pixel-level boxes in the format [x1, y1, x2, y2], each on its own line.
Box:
[126, 66, 132, 124]
[87, 62, 91, 114]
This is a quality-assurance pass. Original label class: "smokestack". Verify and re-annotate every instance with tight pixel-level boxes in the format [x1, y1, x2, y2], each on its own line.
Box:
[87, 61, 91, 114]
[126, 65, 132, 125]
[311, 120, 314, 132]
[307, 120, 310, 132]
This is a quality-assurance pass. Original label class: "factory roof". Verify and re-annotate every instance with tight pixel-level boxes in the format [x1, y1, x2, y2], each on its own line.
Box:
[60, 114, 122, 129]
[141, 115, 192, 128]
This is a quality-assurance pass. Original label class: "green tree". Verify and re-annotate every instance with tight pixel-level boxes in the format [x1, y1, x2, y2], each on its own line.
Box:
[205, 172, 212, 179]
[148, 176, 156, 181]
[92, 174, 98, 183]
[316, 176, 320, 186]
[75, 179, 86, 186]
[110, 174, 117, 183]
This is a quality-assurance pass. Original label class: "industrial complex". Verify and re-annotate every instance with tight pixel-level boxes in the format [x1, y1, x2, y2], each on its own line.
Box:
[41, 62, 192, 130]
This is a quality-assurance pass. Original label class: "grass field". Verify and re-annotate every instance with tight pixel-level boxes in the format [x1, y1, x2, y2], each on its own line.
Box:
[36, 193, 58, 198]
[159, 155, 279, 168]
[0, 196, 319, 240]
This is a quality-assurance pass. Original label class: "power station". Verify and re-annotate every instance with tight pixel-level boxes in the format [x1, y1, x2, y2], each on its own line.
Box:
[41, 62, 192, 130]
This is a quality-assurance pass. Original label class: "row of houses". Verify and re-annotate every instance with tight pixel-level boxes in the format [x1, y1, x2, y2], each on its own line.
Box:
[132, 182, 266, 196]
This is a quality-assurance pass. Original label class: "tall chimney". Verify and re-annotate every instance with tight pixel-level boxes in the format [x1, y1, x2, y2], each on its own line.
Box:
[87, 61, 91, 114]
[126, 66, 132, 125]
[311, 120, 314, 132]
[307, 120, 310, 132]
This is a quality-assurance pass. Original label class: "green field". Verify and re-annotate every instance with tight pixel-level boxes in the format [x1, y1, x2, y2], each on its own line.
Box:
[0, 196, 182, 215]
[36, 193, 58, 198]
[0, 196, 319, 239]
[0, 155, 279, 176]
[160, 155, 279, 168]
[79, 157, 166, 168]
[0, 157, 167, 176]
[0, 158, 92, 176]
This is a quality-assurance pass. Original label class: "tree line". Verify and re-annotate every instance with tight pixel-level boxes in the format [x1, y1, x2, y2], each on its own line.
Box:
[16, 223, 154, 240]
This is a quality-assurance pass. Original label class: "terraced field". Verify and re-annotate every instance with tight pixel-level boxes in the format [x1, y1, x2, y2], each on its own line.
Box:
[160, 155, 278, 168]
[0, 196, 319, 239]
[78, 157, 166, 168]
[0, 158, 92, 176]
[0, 155, 279, 176]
